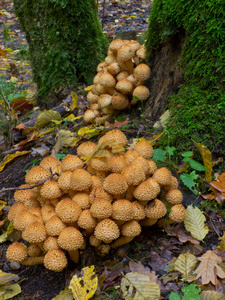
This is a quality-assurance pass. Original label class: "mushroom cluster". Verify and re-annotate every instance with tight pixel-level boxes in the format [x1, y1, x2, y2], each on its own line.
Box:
[6, 129, 186, 272]
[83, 39, 150, 124]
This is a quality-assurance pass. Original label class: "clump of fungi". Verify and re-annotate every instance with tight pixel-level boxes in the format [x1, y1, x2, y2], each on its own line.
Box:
[6, 129, 186, 272]
[83, 39, 151, 124]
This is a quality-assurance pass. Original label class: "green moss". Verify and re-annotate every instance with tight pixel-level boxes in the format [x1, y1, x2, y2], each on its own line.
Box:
[13, 0, 108, 107]
[145, 0, 225, 153]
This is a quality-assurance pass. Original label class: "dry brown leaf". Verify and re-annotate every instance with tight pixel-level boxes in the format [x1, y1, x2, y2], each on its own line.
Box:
[105, 118, 129, 128]
[164, 224, 200, 245]
[210, 181, 225, 193]
[194, 250, 225, 285]
[201, 290, 225, 300]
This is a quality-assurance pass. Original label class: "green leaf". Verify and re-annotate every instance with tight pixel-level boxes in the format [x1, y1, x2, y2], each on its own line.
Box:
[181, 151, 193, 158]
[188, 159, 208, 171]
[152, 149, 167, 161]
[182, 284, 201, 300]
[165, 146, 176, 156]
[180, 171, 199, 195]
[169, 292, 181, 300]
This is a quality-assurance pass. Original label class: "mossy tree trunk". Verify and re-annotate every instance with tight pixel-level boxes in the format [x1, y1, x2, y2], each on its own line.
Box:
[13, 0, 108, 107]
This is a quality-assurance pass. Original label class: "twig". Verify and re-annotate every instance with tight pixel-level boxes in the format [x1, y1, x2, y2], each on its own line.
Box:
[209, 212, 220, 238]
[0, 171, 58, 196]
[1, 147, 23, 157]
[214, 267, 217, 291]
[120, 129, 154, 135]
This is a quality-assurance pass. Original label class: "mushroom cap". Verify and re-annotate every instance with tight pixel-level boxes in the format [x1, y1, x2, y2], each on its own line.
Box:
[98, 94, 112, 109]
[134, 140, 154, 159]
[147, 160, 157, 175]
[13, 210, 39, 231]
[8, 203, 27, 222]
[45, 215, 67, 236]
[108, 38, 125, 53]
[133, 178, 160, 201]
[72, 192, 90, 210]
[91, 175, 103, 189]
[121, 220, 141, 237]
[117, 44, 135, 61]
[41, 203, 56, 223]
[136, 46, 147, 60]
[25, 166, 51, 185]
[14, 184, 36, 204]
[44, 249, 68, 272]
[132, 201, 146, 220]
[58, 227, 84, 251]
[115, 79, 133, 94]
[77, 209, 97, 229]
[145, 199, 167, 219]
[112, 199, 134, 221]
[97, 61, 108, 72]
[90, 199, 112, 219]
[40, 180, 62, 200]
[103, 173, 128, 195]
[39, 156, 61, 174]
[111, 93, 129, 110]
[109, 155, 127, 173]
[43, 236, 60, 252]
[107, 62, 121, 76]
[131, 156, 150, 175]
[99, 71, 116, 87]
[133, 86, 150, 101]
[127, 40, 141, 52]
[22, 222, 47, 243]
[94, 218, 120, 243]
[77, 141, 98, 158]
[55, 198, 81, 223]
[134, 64, 151, 82]
[169, 204, 186, 222]
[61, 154, 84, 172]
[116, 71, 129, 81]
[152, 167, 172, 186]
[93, 72, 101, 84]
[70, 169, 92, 191]
[98, 129, 128, 147]
[83, 109, 98, 124]
[105, 54, 117, 64]
[165, 189, 183, 205]
[126, 74, 138, 85]
[28, 244, 43, 257]
[58, 171, 72, 191]
[89, 186, 113, 204]
[123, 149, 140, 165]
[28, 207, 42, 218]
[90, 157, 111, 172]
[164, 176, 179, 191]
[6, 242, 28, 262]
[87, 91, 99, 103]
[122, 164, 145, 186]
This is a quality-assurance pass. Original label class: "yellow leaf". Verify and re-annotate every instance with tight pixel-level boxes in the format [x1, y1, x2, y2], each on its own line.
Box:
[84, 85, 94, 92]
[70, 92, 78, 111]
[69, 265, 98, 300]
[184, 205, 208, 241]
[99, 139, 125, 154]
[121, 272, 160, 300]
[10, 76, 17, 83]
[78, 126, 103, 139]
[174, 252, 198, 282]
[149, 132, 164, 145]
[81, 149, 110, 164]
[0, 222, 14, 243]
[38, 127, 55, 137]
[0, 270, 20, 285]
[52, 114, 83, 125]
[0, 283, 21, 299]
[197, 143, 213, 182]
[218, 232, 225, 250]
[52, 287, 73, 300]
[201, 290, 225, 300]
[194, 250, 225, 285]
[53, 130, 80, 154]
[0, 151, 29, 172]
[153, 110, 171, 129]
[0, 201, 6, 215]
[35, 110, 61, 129]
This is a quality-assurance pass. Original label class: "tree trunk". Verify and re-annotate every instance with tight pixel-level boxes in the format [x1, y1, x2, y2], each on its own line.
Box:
[13, 0, 108, 107]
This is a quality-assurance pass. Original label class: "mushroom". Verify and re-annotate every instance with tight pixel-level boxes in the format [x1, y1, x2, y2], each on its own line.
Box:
[122, 164, 145, 186]
[111, 93, 129, 111]
[107, 62, 121, 76]
[72, 192, 90, 210]
[134, 64, 151, 85]
[132, 201, 146, 220]
[133, 178, 160, 201]
[22, 222, 47, 244]
[43, 236, 60, 252]
[94, 218, 120, 243]
[83, 109, 99, 124]
[117, 44, 135, 74]
[89, 235, 102, 247]
[13, 210, 39, 231]
[90, 199, 112, 219]
[115, 79, 133, 94]
[14, 184, 37, 204]
[44, 249, 68, 272]
[109, 155, 127, 173]
[58, 171, 72, 192]
[98, 129, 128, 147]
[28, 244, 43, 257]
[134, 140, 154, 159]
[25, 166, 51, 185]
[55, 198, 81, 223]
[121, 220, 141, 237]
[152, 167, 172, 186]
[132, 86, 150, 104]
[68, 250, 80, 264]
[145, 199, 167, 219]
[6, 242, 28, 262]
[123, 149, 140, 165]
[61, 154, 84, 172]
[89, 186, 113, 204]
[8, 203, 27, 222]
[45, 215, 67, 236]
[97, 62, 108, 72]
[40, 180, 62, 200]
[70, 169, 92, 191]
[112, 199, 134, 221]
[77, 141, 98, 158]
[169, 204, 186, 222]
[77, 209, 97, 231]
[87, 91, 99, 103]
[165, 189, 183, 205]
[131, 156, 150, 175]
[99, 71, 116, 95]
[147, 160, 158, 175]
[103, 173, 128, 195]
[57, 227, 84, 251]
[116, 71, 129, 81]
[39, 156, 61, 175]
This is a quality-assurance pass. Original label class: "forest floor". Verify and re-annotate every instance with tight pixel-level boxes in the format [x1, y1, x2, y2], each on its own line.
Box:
[0, 1, 225, 300]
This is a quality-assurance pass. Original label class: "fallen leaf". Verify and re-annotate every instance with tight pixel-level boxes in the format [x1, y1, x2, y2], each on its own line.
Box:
[0, 222, 14, 243]
[0, 151, 30, 172]
[105, 118, 129, 128]
[201, 290, 225, 300]
[84, 85, 94, 92]
[196, 143, 212, 182]
[164, 224, 200, 245]
[0, 283, 21, 299]
[0, 270, 20, 285]
[210, 181, 225, 193]
[70, 92, 78, 111]
[52, 287, 73, 300]
[35, 110, 61, 129]
[78, 126, 104, 139]
[52, 130, 80, 154]
[218, 232, 225, 250]
[194, 250, 225, 285]
[174, 252, 198, 282]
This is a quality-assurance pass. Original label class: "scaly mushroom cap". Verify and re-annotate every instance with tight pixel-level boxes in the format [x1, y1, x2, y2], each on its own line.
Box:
[128, 40, 141, 52]
[70, 169, 92, 191]
[134, 140, 154, 159]
[90, 157, 111, 172]
[94, 218, 120, 243]
[28, 244, 43, 257]
[58, 171, 72, 191]
[89, 186, 113, 204]
[127, 74, 138, 85]
[136, 46, 147, 60]
[164, 176, 179, 191]
[133, 178, 160, 201]
[13, 210, 39, 231]
[116, 71, 129, 81]
[77, 209, 97, 230]
[61, 154, 84, 172]
[117, 44, 135, 62]
[91, 176, 103, 189]
[58, 227, 84, 251]
[122, 164, 145, 186]
[131, 156, 150, 175]
[103, 173, 128, 195]
[28, 207, 42, 218]
[132, 201, 146, 220]
[45, 215, 67, 236]
[98, 129, 128, 147]
[39, 156, 61, 174]
[105, 53, 117, 64]
[83, 109, 98, 124]
[133, 86, 150, 101]
[165, 189, 183, 205]
[98, 94, 112, 109]
[108, 38, 125, 54]
[93, 72, 101, 84]
[40, 180, 62, 200]
[123, 149, 140, 165]
[87, 91, 99, 103]
[41, 203, 56, 223]
[109, 155, 127, 173]
[121, 220, 141, 237]
[99, 71, 116, 87]
[112, 199, 134, 221]
[111, 93, 129, 110]
[77, 141, 98, 159]
[134, 64, 151, 82]
[44, 249, 68, 272]
[43, 236, 60, 252]
[8, 203, 27, 222]
[152, 167, 172, 186]
[107, 62, 121, 76]
[72, 192, 90, 210]
[145, 199, 167, 219]
[90, 199, 112, 219]
[6, 242, 28, 262]
[25, 166, 51, 185]
[95, 83, 108, 95]
[55, 198, 81, 223]
[14, 184, 37, 204]
[89, 235, 102, 247]
[147, 160, 157, 175]
[97, 61, 108, 72]
[169, 204, 186, 222]
[22, 222, 47, 243]
[115, 79, 133, 94]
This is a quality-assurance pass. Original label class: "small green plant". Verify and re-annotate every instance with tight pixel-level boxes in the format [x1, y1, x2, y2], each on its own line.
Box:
[3, 22, 12, 42]
[169, 284, 201, 300]
[22, 158, 42, 174]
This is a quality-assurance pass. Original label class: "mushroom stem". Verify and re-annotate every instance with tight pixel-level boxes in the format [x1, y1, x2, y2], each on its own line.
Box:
[68, 250, 80, 264]
[21, 256, 45, 265]
[111, 236, 134, 248]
